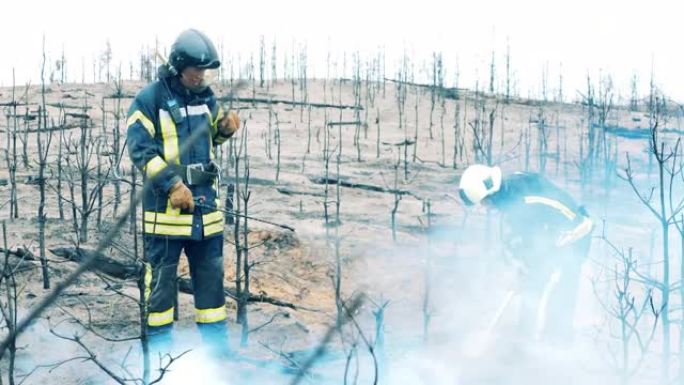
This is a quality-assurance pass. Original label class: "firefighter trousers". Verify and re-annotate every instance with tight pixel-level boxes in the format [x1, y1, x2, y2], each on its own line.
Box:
[144, 234, 227, 329]
[517, 234, 591, 344]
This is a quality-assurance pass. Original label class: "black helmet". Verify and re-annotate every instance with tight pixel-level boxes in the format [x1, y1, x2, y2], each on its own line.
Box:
[168, 29, 220, 74]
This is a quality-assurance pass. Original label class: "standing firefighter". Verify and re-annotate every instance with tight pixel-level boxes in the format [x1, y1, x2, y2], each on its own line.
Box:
[458, 165, 593, 344]
[126, 29, 240, 356]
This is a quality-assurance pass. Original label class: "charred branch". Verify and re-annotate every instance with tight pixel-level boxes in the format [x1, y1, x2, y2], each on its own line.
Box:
[309, 176, 419, 199]
[217, 95, 362, 110]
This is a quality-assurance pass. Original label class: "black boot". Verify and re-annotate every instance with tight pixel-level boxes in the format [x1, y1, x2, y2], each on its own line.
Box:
[147, 324, 174, 363]
[197, 321, 232, 359]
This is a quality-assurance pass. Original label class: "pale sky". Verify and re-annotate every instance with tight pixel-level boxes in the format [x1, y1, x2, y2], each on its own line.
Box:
[2, 0, 683, 102]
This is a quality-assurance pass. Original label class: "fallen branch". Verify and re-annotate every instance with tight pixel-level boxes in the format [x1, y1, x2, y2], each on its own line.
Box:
[0, 247, 37, 261]
[327, 121, 362, 127]
[0, 101, 30, 107]
[177, 278, 316, 311]
[48, 247, 314, 312]
[221, 176, 275, 187]
[0, 123, 81, 134]
[49, 247, 138, 279]
[217, 95, 362, 110]
[64, 112, 90, 120]
[276, 187, 326, 198]
[383, 77, 461, 99]
[46, 103, 93, 110]
[103, 93, 136, 99]
[309, 176, 419, 198]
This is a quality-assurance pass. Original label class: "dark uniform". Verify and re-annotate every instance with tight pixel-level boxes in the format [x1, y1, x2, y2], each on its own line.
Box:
[488, 172, 593, 343]
[127, 53, 233, 350]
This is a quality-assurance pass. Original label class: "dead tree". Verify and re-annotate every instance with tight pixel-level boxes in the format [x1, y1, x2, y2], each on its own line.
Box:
[470, 100, 498, 167]
[428, 53, 441, 140]
[332, 118, 344, 324]
[363, 59, 371, 140]
[96, 139, 105, 229]
[630, 74, 639, 112]
[306, 105, 312, 155]
[78, 101, 92, 241]
[412, 83, 420, 162]
[371, 298, 390, 379]
[674, 177, 684, 381]
[60, 101, 111, 244]
[274, 111, 282, 182]
[353, 52, 363, 162]
[259, 35, 266, 88]
[322, 112, 334, 228]
[110, 72, 125, 217]
[56, 105, 67, 220]
[439, 74, 447, 167]
[233, 122, 253, 346]
[265, 101, 273, 160]
[489, 50, 496, 95]
[38, 40, 54, 289]
[3, 78, 19, 220]
[0, 122, 215, 360]
[390, 163, 402, 243]
[298, 44, 309, 123]
[537, 108, 549, 175]
[290, 296, 365, 385]
[596, 74, 615, 191]
[100, 40, 113, 84]
[541, 62, 549, 102]
[46, 291, 186, 385]
[505, 39, 511, 103]
[452, 95, 464, 168]
[594, 234, 660, 385]
[375, 108, 381, 159]
[271, 39, 277, 88]
[1, 222, 19, 385]
[619, 106, 684, 383]
[18, 87, 31, 170]
[395, 54, 409, 132]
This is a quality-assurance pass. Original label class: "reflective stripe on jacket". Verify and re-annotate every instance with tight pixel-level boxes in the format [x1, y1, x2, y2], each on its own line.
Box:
[492, 172, 592, 246]
[126, 76, 233, 239]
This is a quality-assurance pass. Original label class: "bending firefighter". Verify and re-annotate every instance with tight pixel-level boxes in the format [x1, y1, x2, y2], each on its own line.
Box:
[458, 165, 593, 344]
[126, 29, 240, 356]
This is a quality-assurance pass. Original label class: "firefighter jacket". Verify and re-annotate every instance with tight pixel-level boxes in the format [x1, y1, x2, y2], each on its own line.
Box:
[489, 172, 593, 253]
[126, 73, 233, 240]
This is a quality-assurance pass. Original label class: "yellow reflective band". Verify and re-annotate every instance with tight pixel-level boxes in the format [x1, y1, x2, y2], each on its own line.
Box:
[195, 306, 227, 324]
[204, 223, 224, 236]
[144, 211, 193, 225]
[144, 156, 167, 178]
[570, 216, 594, 240]
[524, 196, 576, 220]
[144, 262, 152, 302]
[148, 307, 174, 327]
[144, 223, 192, 237]
[166, 198, 181, 216]
[127, 110, 155, 137]
[213, 106, 224, 129]
[159, 110, 180, 165]
[203, 211, 223, 224]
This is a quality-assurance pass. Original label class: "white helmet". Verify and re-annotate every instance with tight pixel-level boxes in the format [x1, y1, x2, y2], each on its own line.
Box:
[458, 165, 502, 205]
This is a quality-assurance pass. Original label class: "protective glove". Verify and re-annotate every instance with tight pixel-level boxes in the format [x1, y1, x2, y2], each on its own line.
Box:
[169, 180, 195, 211]
[218, 111, 240, 136]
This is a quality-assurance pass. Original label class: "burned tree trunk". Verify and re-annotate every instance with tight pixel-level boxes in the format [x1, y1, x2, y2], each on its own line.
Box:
[37, 42, 52, 289]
